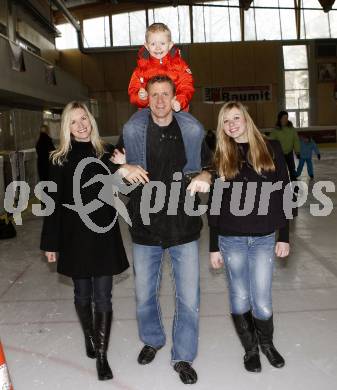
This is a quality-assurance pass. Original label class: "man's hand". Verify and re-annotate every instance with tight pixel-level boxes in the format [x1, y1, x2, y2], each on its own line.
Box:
[171, 98, 181, 112]
[45, 251, 57, 263]
[209, 252, 224, 269]
[118, 164, 149, 184]
[111, 148, 126, 165]
[187, 171, 211, 196]
[275, 242, 290, 258]
[138, 88, 148, 101]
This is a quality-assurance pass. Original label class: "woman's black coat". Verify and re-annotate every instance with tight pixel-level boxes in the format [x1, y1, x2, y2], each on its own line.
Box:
[40, 140, 129, 278]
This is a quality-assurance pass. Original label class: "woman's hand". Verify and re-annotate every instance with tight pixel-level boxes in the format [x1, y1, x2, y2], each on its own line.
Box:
[118, 164, 149, 184]
[187, 171, 211, 195]
[209, 251, 224, 269]
[111, 148, 126, 165]
[275, 242, 290, 258]
[45, 251, 57, 263]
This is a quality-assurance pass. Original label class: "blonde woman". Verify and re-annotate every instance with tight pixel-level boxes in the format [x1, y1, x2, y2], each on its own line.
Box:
[40, 101, 129, 381]
[208, 101, 290, 372]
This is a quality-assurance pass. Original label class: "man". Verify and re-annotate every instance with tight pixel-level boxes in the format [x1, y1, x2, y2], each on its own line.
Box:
[117, 75, 211, 384]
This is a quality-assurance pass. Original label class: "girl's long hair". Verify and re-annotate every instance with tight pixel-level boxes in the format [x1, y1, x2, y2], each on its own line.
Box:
[51, 101, 106, 165]
[214, 101, 275, 179]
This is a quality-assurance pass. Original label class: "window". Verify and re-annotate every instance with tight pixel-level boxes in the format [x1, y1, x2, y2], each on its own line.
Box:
[83, 16, 110, 48]
[247, 0, 281, 40]
[57, 3, 337, 50]
[245, 0, 296, 41]
[244, 4, 257, 41]
[112, 13, 129, 46]
[192, 5, 205, 43]
[129, 11, 147, 45]
[193, 1, 240, 43]
[283, 45, 309, 128]
[301, 0, 330, 39]
[55, 23, 78, 50]
[328, 3, 337, 38]
[112, 10, 146, 46]
[300, 0, 337, 39]
[279, 0, 297, 40]
[148, 6, 191, 43]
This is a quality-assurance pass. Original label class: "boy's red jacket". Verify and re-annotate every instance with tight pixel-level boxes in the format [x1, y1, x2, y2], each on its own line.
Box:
[128, 45, 195, 110]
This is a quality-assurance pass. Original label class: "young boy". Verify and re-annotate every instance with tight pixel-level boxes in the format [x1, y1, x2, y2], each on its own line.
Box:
[296, 135, 321, 179]
[128, 22, 194, 112]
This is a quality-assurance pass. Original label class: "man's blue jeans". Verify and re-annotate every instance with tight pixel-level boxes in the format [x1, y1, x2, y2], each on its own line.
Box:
[218, 233, 276, 320]
[133, 241, 200, 363]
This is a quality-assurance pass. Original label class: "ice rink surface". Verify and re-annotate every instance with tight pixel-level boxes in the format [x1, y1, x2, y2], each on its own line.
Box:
[1, 151, 336, 390]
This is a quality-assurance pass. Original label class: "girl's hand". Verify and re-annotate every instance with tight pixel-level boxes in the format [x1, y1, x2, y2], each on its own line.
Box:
[209, 251, 224, 269]
[275, 242, 290, 258]
[45, 251, 57, 263]
[187, 171, 211, 195]
[111, 148, 126, 165]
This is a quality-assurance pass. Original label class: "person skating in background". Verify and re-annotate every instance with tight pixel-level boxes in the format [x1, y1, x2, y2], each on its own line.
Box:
[296, 135, 321, 179]
[35, 124, 55, 181]
[128, 22, 194, 112]
[269, 110, 300, 181]
[269, 111, 300, 217]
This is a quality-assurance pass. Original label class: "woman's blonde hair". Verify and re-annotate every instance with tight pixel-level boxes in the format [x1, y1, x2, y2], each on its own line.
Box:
[51, 101, 106, 165]
[214, 101, 275, 179]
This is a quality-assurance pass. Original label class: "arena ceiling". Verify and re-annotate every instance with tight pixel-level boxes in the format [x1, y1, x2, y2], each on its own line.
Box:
[55, 0, 337, 12]
[62, 0, 199, 9]
[52, 1, 215, 22]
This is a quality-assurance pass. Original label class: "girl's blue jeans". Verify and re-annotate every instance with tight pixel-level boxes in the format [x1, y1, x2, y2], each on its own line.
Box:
[218, 233, 276, 320]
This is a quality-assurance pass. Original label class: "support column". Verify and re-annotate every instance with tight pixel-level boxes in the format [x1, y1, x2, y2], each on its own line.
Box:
[294, 0, 301, 40]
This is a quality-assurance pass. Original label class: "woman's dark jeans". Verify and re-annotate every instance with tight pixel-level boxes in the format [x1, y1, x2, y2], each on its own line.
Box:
[72, 276, 113, 312]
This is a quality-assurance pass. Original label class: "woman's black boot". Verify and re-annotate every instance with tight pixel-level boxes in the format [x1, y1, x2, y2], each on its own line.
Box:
[75, 303, 96, 359]
[95, 311, 113, 380]
[253, 315, 285, 368]
[231, 311, 261, 373]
